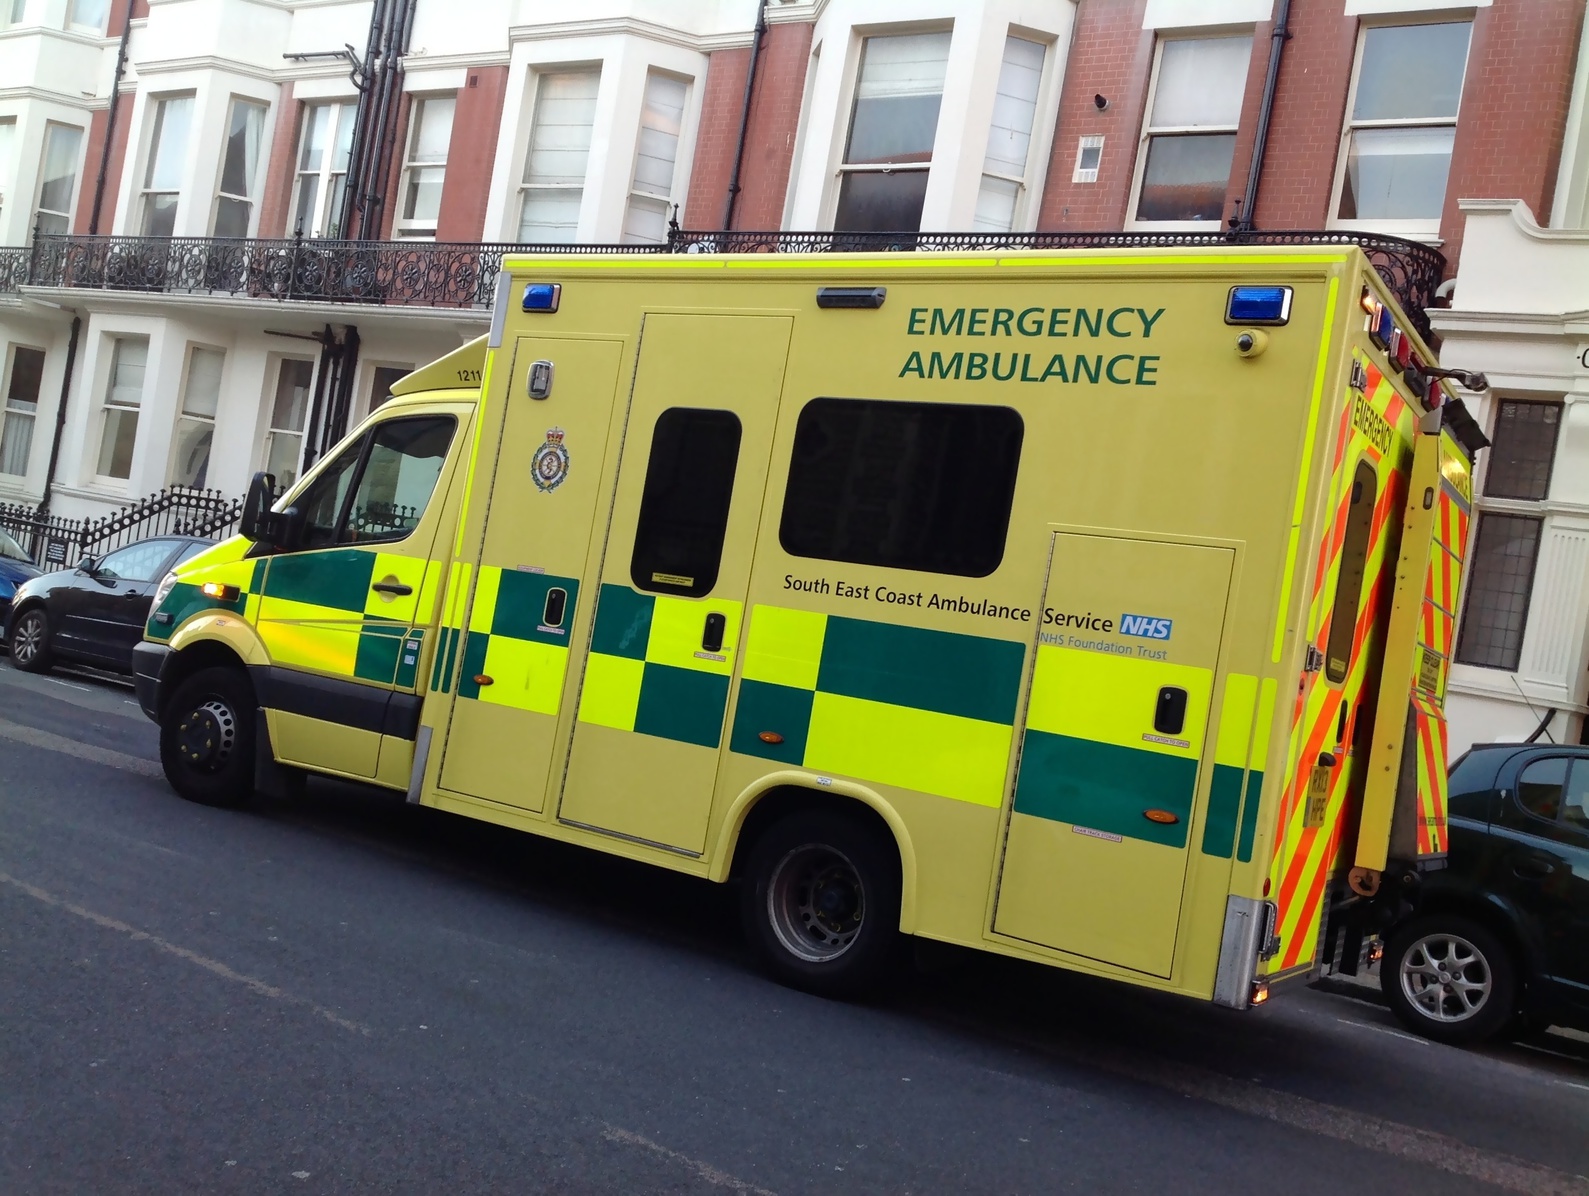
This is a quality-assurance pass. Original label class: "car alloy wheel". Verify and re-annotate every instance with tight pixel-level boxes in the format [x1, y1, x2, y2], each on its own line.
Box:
[1399, 931, 1493, 1024]
[10, 611, 46, 669]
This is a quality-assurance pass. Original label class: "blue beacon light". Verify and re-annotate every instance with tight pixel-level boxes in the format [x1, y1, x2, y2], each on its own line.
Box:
[523, 283, 561, 312]
[1225, 286, 1292, 326]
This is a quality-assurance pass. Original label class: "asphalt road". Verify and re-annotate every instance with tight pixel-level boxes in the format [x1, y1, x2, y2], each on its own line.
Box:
[2, 657, 1587, 1195]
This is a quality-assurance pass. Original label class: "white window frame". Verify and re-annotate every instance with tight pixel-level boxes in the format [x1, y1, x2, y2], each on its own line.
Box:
[141, 94, 195, 238]
[517, 66, 603, 245]
[211, 96, 269, 238]
[1, 342, 45, 478]
[1126, 34, 1251, 231]
[169, 344, 224, 488]
[363, 361, 414, 418]
[261, 356, 315, 490]
[395, 94, 456, 241]
[95, 336, 148, 485]
[973, 34, 1051, 235]
[829, 26, 954, 232]
[622, 70, 691, 246]
[33, 122, 85, 236]
[0, 116, 17, 227]
[1327, 17, 1473, 241]
[65, 0, 108, 34]
[292, 101, 357, 239]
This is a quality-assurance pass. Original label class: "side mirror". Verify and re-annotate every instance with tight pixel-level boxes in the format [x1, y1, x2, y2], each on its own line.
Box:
[278, 505, 305, 550]
[76, 554, 98, 575]
[240, 471, 280, 543]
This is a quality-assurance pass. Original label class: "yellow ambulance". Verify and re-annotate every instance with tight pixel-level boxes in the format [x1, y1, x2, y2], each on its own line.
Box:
[132, 244, 1486, 1007]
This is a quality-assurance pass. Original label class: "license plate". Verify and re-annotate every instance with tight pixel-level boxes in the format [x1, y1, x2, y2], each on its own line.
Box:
[1304, 766, 1331, 828]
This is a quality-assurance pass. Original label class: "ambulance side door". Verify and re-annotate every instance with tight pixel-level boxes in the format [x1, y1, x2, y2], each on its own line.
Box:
[433, 336, 626, 812]
[253, 413, 460, 779]
[556, 314, 792, 855]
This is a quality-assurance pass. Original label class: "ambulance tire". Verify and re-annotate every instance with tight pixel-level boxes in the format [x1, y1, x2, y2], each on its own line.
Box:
[160, 666, 257, 808]
[741, 809, 903, 999]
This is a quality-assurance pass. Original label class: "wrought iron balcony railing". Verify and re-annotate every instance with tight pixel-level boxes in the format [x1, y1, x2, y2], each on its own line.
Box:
[3, 227, 1445, 336]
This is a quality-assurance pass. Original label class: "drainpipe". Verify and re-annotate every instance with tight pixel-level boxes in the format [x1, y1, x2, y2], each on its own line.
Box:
[723, 3, 768, 229]
[39, 315, 81, 516]
[1235, 0, 1292, 232]
[88, 1, 135, 235]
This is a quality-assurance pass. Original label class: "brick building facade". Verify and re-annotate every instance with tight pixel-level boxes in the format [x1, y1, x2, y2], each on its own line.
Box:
[2, 0, 1588, 745]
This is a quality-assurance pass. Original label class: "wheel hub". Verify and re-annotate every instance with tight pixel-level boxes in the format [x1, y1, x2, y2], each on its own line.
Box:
[176, 699, 236, 773]
[767, 844, 866, 964]
[1400, 932, 1492, 1023]
[13, 615, 41, 663]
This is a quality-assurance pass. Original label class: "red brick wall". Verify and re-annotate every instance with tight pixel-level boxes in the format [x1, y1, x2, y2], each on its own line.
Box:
[375, 95, 414, 240]
[73, 95, 133, 234]
[437, 68, 509, 242]
[1230, 2, 1357, 230]
[109, 0, 141, 36]
[1443, 0, 1585, 265]
[684, 44, 751, 228]
[1035, 0, 1153, 229]
[256, 82, 298, 238]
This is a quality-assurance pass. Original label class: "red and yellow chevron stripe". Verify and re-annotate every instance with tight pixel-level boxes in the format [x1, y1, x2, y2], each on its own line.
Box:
[1267, 354, 1417, 975]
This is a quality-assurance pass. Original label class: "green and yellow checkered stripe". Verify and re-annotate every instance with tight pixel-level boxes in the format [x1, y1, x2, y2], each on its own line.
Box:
[1012, 646, 1218, 849]
[450, 567, 581, 714]
[577, 584, 743, 748]
[728, 604, 1025, 807]
[145, 556, 263, 642]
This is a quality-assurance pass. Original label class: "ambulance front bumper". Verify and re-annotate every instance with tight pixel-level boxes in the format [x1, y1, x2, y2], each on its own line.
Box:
[131, 641, 174, 724]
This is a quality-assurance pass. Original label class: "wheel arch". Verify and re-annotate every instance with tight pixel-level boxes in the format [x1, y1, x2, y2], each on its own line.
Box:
[711, 773, 920, 932]
[158, 637, 257, 720]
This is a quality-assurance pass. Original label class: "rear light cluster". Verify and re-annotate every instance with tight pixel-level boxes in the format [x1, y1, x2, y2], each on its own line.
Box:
[1360, 287, 1444, 405]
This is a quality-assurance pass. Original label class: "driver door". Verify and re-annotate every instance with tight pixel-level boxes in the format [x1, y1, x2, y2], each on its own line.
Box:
[64, 538, 184, 664]
[253, 413, 461, 780]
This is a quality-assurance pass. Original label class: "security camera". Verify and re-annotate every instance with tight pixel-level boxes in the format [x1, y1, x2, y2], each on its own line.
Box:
[1094, 94, 1110, 111]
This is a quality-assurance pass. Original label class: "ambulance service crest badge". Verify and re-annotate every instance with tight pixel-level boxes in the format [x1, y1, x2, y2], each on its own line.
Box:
[531, 427, 570, 492]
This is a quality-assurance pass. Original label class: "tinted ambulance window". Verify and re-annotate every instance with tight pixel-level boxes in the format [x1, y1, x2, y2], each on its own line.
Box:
[297, 440, 364, 550]
[779, 398, 1022, 578]
[341, 416, 456, 544]
[1325, 459, 1378, 684]
[630, 408, 743, 598]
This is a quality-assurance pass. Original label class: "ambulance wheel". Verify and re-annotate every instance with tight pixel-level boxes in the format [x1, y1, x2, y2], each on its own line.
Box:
[741, 809, 902, 998]
[160, 666, 256, 808]
[1380, 915, 1516, 1045]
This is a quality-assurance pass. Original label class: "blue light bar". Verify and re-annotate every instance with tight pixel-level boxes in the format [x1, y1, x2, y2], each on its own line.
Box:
[523, 282, 561, 312]
[1225, 285, 1293, 326]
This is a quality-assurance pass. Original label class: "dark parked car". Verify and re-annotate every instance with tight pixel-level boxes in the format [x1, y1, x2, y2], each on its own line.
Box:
[1380, 742, 1589, 1044]
[0, 528, 43, 634]
[4, 535, 212, 675]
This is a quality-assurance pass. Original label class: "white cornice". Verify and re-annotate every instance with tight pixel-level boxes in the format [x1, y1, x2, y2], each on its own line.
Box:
[765, 0, 825, 25]
[505, 17, 751, 55]
[404, 50, 513, 72]
[17, 284, 491, 328]
[0, 88, 110, 109]
[133, 54, 282, 83]
[1458, 197, 1589, 245]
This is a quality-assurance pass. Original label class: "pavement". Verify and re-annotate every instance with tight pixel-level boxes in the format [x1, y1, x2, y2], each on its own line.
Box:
[1, 656, 1587, 1195]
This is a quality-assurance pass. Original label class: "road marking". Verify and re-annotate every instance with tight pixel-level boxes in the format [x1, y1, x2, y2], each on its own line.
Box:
[0, 871, 371, 1036]
[602, 1126, 778, 1195]
[46, 678, 93, 692]
[930, 1013, 1589, 1196]
[1336, 1017, 1429, 1045]
[0, 716, 162, 780]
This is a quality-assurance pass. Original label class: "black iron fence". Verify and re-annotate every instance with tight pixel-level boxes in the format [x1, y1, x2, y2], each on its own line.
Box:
[0, 486, 242, 568]
[3, 227, 1446, 335]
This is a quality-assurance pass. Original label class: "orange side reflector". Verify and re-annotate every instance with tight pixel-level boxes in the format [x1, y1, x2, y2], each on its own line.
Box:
[758, 731, 784, 745]
[201, 582, 239, 601]
[1143, 809, 1180, 825]
[473, 675, 494, 686]
[1250, 982, 1270, 1006]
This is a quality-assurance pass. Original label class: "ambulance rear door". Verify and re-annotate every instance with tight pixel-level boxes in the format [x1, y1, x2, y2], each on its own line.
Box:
[995, 530, 1235, 978]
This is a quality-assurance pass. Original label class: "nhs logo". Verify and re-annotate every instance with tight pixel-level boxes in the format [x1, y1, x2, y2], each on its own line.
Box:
[1120, 613, 1173, 640]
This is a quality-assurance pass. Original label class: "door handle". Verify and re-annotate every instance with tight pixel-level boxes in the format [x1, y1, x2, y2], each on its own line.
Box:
[701, 612, 727, 655]
[1513, 856, 1554, 880]
[371, 581, 413, 597]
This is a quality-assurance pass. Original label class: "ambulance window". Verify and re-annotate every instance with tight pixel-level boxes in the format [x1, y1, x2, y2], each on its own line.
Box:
[341, 416, 456, 544]
[630, 408, 742, 598]
[779, 398, 1022, 578]
[1325, 459, 1378, 684]
[297, 440, 364, 550]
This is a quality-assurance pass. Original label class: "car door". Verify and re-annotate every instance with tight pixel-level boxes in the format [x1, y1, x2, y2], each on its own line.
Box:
[70, 538, 186, 665]
[1495, 755, 1589, 1009]
[253, 413, 459, 779]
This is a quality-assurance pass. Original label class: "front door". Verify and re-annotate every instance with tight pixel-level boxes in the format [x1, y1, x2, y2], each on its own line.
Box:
[71, 538, 184, 663]
[1497, 755, 1589, 1006]
[435, 336, 625, 811]
[557, 314, 791, 854]
[995, 532, 1233, 977]
[254, 413, 459, 779]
